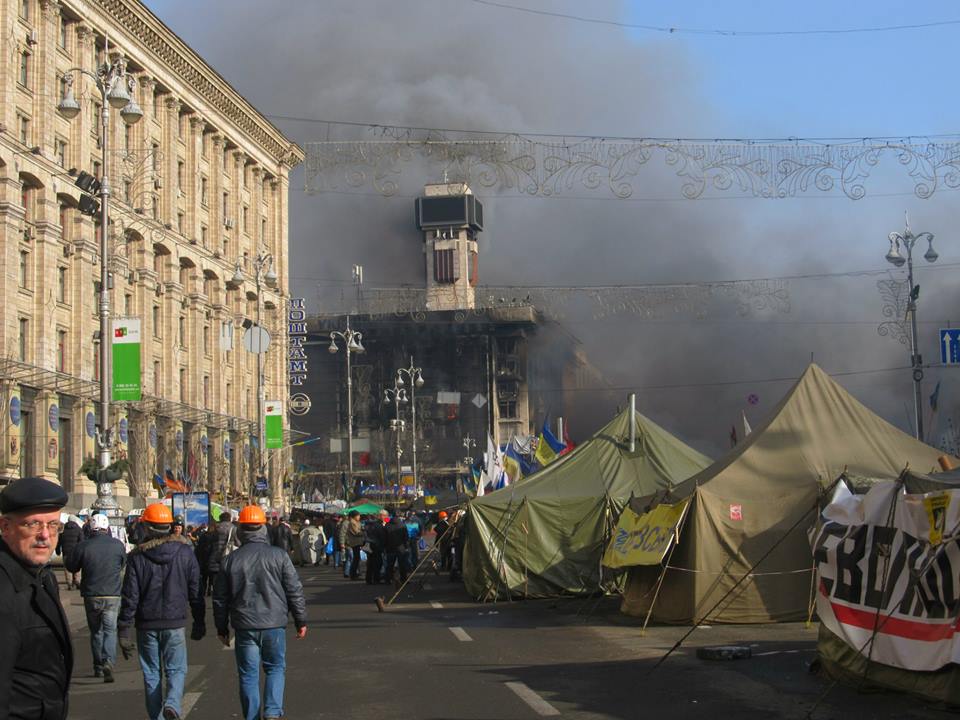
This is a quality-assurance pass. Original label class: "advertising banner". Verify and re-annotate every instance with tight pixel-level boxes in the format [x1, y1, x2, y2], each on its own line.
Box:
[813, 481, 960, 672]
[171, 492, 211, 529]
[265, 400, 283, 449]
[4, 386, 21, 468]
[602, 500, 689, 569]
[112, 317, 142, 402]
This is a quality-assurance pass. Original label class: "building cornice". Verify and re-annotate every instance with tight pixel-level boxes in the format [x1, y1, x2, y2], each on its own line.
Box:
[89, 0, 304, 168]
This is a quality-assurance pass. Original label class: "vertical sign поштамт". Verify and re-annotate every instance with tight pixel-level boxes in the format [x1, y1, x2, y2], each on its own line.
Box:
[112, 317, 142, 401]
[265, 401, 283, 449]
[288, 298, 308, 389]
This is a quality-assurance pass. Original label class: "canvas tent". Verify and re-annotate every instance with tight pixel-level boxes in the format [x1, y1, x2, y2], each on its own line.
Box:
[463, 407, 710, 600]
[620, 363, 946, 624]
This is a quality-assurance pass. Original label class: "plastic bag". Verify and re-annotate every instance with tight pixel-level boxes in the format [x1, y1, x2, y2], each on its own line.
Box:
[325, 536, 334, 554]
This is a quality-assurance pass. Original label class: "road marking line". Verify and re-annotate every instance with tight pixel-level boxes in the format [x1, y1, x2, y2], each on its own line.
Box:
[431, 601, 443, 609]
[181, 691, 202, 717]
[449, 626, 472, 642]
[506, 681, 560, 716]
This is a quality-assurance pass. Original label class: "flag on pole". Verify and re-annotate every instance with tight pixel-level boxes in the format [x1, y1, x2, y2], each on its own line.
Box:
[502, 440, 523, 486]
[486, 433, 504, 492]
[535, 419, 566, 467]
[930, 381, 942, 412]
[741, 410, 752, 438]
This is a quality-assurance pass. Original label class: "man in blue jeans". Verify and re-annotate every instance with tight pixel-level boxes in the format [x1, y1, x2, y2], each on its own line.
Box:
[214, 505, 306, 720]
[119, 503, 205, 720]
[64, 512, 126, 682]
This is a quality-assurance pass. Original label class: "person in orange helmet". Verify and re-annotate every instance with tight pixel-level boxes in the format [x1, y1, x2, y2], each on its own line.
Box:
[214, 505, 306, 720]
[119, 503, 205, 720]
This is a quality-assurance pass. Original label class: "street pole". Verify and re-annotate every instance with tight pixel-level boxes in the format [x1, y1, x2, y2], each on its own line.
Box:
[328, 316, 365, 498]
[396, 356, 424, 493]
[385, 380, 406, 494]
[256, 272, 265, 494]
[886, 216, 938, 442]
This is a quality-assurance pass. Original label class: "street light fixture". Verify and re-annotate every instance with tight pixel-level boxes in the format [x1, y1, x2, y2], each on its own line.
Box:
[328, 318, 365, 494]
[395, 357, 425, 494]
[57, 40, 142, 514]
[885, 214, 938, 441]
[384, 381, 408, 492]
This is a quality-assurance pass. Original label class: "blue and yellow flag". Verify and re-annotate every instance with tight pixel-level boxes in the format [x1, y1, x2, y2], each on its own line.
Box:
[534, 420, 566, 467]
[502, 442, 523, 486]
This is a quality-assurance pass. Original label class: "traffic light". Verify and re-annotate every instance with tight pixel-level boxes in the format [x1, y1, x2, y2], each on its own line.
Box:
[74, 171, 101, 217]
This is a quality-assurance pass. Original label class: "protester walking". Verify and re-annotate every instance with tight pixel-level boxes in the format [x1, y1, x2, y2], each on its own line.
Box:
[119, 503, 205, 720]
[321, 514, 337, 565]
[0, 477, 73, 720]
[364, 515, 386, 584]
[206, 511, 239, 596]
[65, 513, 126, 682]
[384, 515, 411, 585]
[434, 511, 452, 571]
[338, 510, 365, 580]
[57, 512, 84, 589]
[272, 515, 294, 556]
[214, 505, 307, 720]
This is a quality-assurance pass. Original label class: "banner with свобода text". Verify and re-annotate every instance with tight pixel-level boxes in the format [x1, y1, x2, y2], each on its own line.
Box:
[112, 317, 142, 402]
[813, 481, 960, 672]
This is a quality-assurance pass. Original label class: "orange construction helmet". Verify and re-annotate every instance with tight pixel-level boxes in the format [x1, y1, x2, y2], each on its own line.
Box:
[438, 511, 448, 519]
[141, 503, 173, 525]
[238, 505, 266, 525]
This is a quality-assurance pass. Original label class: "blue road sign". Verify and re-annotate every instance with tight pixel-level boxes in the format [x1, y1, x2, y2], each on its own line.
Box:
[940, 329, 960, 365]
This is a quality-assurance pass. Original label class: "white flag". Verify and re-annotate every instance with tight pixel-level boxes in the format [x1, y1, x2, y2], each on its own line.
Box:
[487, 433, 505, 491]
[741, 410, 752, 438]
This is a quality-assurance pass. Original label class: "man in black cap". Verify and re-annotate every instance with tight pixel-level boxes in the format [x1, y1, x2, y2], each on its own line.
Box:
[0, 476, 73, 720]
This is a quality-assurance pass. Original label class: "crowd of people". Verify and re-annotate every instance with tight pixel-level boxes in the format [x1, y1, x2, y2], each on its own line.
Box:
[0, 475, 468, 720]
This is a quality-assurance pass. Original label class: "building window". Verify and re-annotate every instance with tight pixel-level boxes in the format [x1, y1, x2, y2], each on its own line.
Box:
[93, 343, 100, 381]
[153, 305, 161, 337]
[124, 123, 134, 151]
[55, 138, 67, 167]
[20, 0, 29, 21]
[200, 225, 208, 248]
[203, 325, 210, 355]
[222, 192, 230, 218]
[177, 160, 184, 190]
[151, 142, 161, 170]
[124, 293, 132, 315]
[226, 383, 231, 413]
[152, 91, 161, 118]
[18, 318, 28, 362]
[153, 251, 162, 274]
[59, 17, 68, 48]
[19, 250, 29, 288]
[434, 248, 459, 283]
[123, 179, 132, 204]
[59, 204, 69, 240]
[91, 101, 101, 134]
[177, 212, 184, 235]
[17, 113, 30, 145]
[179, 368, 186, 402]
[261, 219, 267, 242]
[57, 266, 67, 303]
[179, 316, 186, 346]
[57, 330, 67, 372]
[203, 375, 210, 408]
[200, 177, 208, 206]
[154, 360, 161, 396]
[18, 51, 29, 88]
[92, 159, 102, 180]
[242, 206, 248, 233]
[201, 134, 208, 158]
[58, 74, 68, 101]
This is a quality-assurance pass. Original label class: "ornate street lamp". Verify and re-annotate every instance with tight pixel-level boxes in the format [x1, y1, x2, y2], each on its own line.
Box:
[384, 381, 408, 492]
[395, 357, 425, 493]
[328, 318, 365, 493]
[57, 40, 142, 513]
[885, 215, 938, 441]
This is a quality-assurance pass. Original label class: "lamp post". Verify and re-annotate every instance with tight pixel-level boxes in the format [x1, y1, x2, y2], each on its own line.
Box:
[384, 381, 407, 493]
[57, 40, 143, 512]
[328, 318, 365, 493]
[231, 252, 278, 498]
[395, 357, 424, 493]
[885, 215, 938, 441]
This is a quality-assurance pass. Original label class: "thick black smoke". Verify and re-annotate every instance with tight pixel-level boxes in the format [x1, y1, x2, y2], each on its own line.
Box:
[146, 0, 960, 457]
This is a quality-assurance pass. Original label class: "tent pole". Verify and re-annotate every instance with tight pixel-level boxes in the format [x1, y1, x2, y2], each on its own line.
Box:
[641, 501, 691, 636]
[804, 556, 817, 629]
[628, 393, 636, 453]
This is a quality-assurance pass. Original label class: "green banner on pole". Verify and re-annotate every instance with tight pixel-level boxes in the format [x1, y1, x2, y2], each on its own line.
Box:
[112, 317, 141, 402]
[265, 400, 283, 449]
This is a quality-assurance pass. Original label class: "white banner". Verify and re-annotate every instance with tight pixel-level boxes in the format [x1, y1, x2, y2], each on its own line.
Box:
[813, 480, 960, 672]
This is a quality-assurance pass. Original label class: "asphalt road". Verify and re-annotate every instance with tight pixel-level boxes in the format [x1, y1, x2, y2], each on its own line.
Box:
[64, 561, 952, 719]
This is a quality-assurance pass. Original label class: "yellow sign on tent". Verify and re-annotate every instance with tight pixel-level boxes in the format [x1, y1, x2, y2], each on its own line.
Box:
[602, 500, 689, 569]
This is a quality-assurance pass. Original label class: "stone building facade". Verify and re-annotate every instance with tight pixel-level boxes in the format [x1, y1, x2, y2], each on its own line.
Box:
[0, 0, 302, 508]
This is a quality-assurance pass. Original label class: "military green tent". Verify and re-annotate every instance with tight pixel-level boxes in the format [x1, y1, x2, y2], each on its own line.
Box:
[463, 407, 710, 600]
[620, 363, 946, 624]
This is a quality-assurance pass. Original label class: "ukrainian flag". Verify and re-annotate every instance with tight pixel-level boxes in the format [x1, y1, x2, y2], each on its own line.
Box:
[534, 420, 566, 467]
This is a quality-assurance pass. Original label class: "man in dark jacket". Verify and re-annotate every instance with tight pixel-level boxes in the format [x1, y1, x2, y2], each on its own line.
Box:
[214, 505, 306, 720]
[119, 503, 204, 720]
[384, 515, 411, 584]
[0, 476, 73, 720]
[205, 512, 238, 593]
[56, 513, 83, 589]
[364, 517, 386, 585]
[271, 516, 293, 555]
[65, 513, 126, 682]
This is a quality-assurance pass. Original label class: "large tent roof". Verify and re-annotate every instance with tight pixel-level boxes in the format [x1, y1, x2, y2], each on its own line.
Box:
[622, 363, 947, 624]
[464, 407, 710, 599]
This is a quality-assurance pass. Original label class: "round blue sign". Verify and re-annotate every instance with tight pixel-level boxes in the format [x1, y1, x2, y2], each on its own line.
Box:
[48, 404, 59, 433]
[175, 430, 183, 451]
[9, 397, 20, 427]
[149, 424, 157, 449]
[85, 411, 96, 438]
[201, 435, 209, 451]
[119, 418, 128, 444]
[223, 440, 231, 459]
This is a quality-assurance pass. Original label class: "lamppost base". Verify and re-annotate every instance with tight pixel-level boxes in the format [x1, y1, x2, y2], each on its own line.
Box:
[92, 482, 124, 517]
